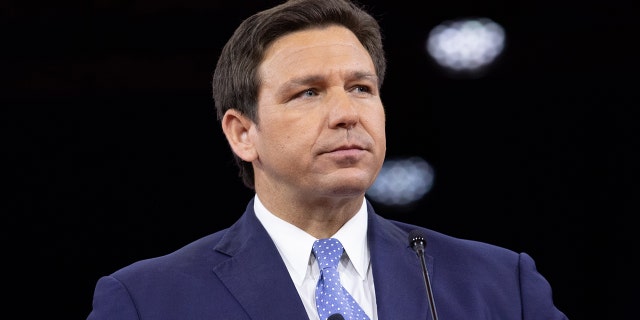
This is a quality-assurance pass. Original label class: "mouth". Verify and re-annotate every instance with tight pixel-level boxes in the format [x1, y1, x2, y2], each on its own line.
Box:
[331, 144, 365, 152]
[323, 144, 368, 160]
[318, 132, 374, 157]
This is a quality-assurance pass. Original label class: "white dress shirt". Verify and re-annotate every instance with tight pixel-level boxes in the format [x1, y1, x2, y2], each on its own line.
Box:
[254, 195, 377, 320]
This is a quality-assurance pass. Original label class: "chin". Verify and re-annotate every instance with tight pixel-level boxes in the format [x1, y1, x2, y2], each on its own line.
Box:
[328, 179, 370, 197]
[318, 169, 374, 195]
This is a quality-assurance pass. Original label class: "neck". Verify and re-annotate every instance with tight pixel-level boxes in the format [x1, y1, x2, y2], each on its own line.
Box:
[256, 192, 365, 238]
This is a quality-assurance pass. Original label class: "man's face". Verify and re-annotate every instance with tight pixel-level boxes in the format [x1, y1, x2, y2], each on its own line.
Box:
[250, 25, 386, 199]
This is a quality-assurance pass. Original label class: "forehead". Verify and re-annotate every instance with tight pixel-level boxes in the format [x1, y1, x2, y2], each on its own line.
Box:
[259, 25, 375, 79]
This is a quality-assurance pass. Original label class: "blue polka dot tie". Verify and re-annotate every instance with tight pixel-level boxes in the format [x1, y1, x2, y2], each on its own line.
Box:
[312, 238, 370, 320]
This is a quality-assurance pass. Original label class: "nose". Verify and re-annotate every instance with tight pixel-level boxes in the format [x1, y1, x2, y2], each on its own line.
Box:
[327, 88, 359, 130]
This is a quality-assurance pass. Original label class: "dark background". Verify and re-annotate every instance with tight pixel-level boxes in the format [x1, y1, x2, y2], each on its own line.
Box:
[3, 0, 637, 318]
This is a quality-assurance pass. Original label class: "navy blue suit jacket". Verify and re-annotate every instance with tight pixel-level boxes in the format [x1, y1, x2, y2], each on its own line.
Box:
[88, 199, 568, 319]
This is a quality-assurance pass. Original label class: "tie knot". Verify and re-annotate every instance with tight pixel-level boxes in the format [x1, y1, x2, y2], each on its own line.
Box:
[312, 238, 344, 269]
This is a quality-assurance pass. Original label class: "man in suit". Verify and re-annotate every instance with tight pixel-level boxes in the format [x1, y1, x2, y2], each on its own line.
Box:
[87, 0, 568, 319]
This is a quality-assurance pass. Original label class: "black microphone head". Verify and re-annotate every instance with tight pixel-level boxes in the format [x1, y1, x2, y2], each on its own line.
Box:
[327, 314, 345, 320]
[408, 229, 426, 249]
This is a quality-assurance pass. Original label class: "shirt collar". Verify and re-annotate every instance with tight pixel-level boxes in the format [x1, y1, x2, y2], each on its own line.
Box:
[332, 200, 369, 281]
[253, 195, 370, 285]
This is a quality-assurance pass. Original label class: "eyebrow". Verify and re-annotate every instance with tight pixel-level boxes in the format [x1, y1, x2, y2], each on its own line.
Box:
[276, 71, 379, 97]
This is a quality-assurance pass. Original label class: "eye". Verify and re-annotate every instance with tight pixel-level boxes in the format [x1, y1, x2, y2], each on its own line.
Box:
[352, 85, 372, 94]
[294, 88, 318, 99]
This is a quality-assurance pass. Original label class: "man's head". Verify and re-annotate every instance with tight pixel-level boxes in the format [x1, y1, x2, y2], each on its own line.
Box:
[212, 0, 387, 192]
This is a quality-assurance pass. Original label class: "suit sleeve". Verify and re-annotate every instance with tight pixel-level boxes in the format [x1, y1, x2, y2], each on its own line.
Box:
[87, 276, 140, 320]
[519, 252, 569, 320]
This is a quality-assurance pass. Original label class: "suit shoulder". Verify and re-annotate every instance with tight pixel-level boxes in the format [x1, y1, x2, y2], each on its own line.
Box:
[110, 228, 229, 280]
[387, 219, 519, 258]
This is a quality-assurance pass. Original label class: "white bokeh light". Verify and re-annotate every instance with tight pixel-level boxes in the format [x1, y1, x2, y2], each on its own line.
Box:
[427, 17, 505, 72]
[367, 157, 435, 206]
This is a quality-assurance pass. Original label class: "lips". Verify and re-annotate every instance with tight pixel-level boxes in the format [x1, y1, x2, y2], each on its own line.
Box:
[330, 144, 365, 152]
[321, 143, 371, 162]
[318, 130, 374, 156]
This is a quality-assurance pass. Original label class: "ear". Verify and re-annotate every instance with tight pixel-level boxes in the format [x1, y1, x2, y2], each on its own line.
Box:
[221, 109, 258, 162]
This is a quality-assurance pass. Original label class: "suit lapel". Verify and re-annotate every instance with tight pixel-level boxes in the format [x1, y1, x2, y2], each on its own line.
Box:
[212, 202, 308, 319]
[368, 205, 431, 319]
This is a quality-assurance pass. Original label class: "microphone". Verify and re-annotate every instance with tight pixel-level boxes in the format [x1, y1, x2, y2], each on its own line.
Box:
[327, 314, 345, 320]
[408, 229, 438, 320]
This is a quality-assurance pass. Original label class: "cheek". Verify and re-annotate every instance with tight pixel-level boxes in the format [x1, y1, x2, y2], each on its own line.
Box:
[369, 110, 387, 141]
[262, 122, 314, 156]
[371, 115, 387, 158]
[375, 132, 386, 159]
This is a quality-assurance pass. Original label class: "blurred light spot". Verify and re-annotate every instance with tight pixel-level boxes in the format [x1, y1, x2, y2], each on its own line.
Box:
[367, 156, 435, 206]
[427, 17, 505, 73]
